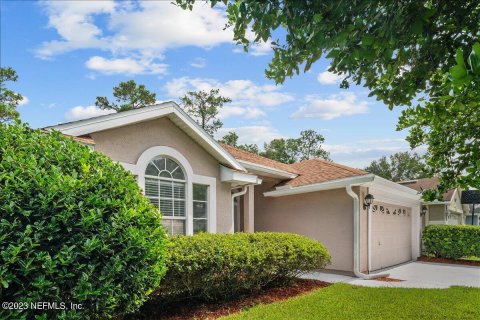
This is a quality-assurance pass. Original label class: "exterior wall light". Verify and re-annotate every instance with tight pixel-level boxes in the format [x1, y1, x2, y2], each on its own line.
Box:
[421, 206, 428, 216]
[363, 193, 374, 210]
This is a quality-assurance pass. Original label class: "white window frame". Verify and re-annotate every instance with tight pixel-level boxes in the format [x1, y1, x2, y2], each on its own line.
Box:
[193, 184, 209, 234]
[120, 146, 216, 235]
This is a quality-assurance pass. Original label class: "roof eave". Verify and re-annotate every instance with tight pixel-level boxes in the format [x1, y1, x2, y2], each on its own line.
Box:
[263, 174, 375, 197]
[46, 102, 246, 172]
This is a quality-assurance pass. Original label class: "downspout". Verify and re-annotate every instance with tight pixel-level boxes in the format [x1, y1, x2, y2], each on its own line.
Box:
[346, 184, 389, 279]
[231, 186, 248, 233]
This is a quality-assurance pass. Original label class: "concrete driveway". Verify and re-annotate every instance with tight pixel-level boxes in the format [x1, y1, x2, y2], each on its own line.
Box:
[303, 261, 480, 288]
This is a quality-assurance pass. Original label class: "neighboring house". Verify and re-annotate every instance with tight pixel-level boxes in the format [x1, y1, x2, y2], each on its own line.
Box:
[398, 178, 469, 228]
[465, 205, 480, 225]
[46, 102, 422, 276]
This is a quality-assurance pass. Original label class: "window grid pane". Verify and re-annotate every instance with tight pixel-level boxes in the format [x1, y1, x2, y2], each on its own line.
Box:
[193, 184, 208, 234]
[146, 157, 187, 235]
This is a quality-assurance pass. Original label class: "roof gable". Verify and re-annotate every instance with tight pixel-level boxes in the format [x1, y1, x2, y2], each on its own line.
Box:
[46, 102, 245, 172]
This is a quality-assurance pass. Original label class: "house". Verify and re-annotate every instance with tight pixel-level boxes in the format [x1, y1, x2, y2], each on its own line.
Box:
[398, 178, 469, 228]
[46, 102, 422, 277]
[465, 205, 480, 226]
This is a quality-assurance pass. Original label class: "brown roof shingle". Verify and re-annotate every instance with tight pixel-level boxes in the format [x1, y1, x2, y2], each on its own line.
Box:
[221, 144, 298, 175]
[398, 177, 454, 201]
[282, 159, 369, 187]
[222, 144, 369, 187]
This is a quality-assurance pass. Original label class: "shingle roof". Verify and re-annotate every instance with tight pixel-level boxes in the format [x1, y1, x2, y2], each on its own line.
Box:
[398, 177, 454, 201]
[221, 144, 298, 175]
[41, 129, 95, 146]
[281, 159, 369, 187]
[222, 144, 369, 187]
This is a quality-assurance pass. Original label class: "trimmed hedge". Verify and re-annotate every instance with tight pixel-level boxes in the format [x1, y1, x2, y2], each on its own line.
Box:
[155, 232, 331, 302]
[0, 124, 167, 319]
[423, 225, 480, 259]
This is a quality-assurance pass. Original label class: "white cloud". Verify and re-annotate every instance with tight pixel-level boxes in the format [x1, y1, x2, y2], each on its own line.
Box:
[65, 105, 115, 122]
[291, 93, 368, 120]
[324, 139, 427, 168]
[190, 57, 206, 68]
[18, 96, 29, 106]
[165, 77, 293, 119]
[216, 125, 284, 145]
[219, 106, 266, 119]
[85, 56, 167, 75]
[317, 70, 343, 84]
[36, 1, 235, 73]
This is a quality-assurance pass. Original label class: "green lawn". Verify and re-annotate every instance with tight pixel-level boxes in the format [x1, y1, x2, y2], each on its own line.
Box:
[224, 283, 480, 320]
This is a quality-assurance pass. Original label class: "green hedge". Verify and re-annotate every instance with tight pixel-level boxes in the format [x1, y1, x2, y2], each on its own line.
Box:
[423, 225, 480, 259]
[155, 232, 331, 302]
[0, 124, 167, 319]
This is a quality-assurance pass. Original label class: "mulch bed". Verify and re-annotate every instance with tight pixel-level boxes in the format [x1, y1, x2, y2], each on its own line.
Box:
[129, 279, 330, 320]
[418, 256, 480, 267]
[372, 277, 404, 282]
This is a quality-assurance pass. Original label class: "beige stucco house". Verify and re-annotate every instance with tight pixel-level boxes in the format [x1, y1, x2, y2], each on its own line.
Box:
[47, 102, 422, 277]
[398, 178, 469, 228]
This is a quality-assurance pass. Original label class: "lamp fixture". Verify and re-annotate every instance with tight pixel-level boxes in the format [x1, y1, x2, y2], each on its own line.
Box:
[363, 193, 374, 210]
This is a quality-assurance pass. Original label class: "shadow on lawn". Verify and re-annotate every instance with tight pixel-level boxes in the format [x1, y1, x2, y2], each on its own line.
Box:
[126, 279, 330, 320]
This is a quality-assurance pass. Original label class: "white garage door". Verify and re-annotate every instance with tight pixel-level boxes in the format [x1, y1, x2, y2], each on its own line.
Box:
[371, 202, 412, 271]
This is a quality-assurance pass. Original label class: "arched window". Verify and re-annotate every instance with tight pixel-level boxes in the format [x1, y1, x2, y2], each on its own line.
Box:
[144, 157, 186, 235]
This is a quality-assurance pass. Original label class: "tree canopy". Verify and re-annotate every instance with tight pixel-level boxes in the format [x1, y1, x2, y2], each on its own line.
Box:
[398, 44, 480, 198]
[177, 1, 479, 109]
[220, 131, 260, 154]
[177, 1, 480, 193]
[0, 67, 23, 123]
[95, 80, 156, 112]
[364, 152, 428, 182]
[180, 89, 231, 135]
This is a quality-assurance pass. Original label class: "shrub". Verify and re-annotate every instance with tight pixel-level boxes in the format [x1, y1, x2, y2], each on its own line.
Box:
[0, 124, 167, 319]
[423, 225, 480, 259]
[155, 232, 331, 302]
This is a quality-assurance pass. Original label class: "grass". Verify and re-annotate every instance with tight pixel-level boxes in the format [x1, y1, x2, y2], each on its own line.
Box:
[224, 283, 480, 320]
[462, 256, 480, 262]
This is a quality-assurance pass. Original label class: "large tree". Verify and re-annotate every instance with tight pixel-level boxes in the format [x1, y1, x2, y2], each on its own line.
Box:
[177, 1, 480, 192]
[95, 80, 156, 112]
[180, 89, 231, 135]
[398, 44, 480, 198]
[262, 130, 330, 164]
[0, 67, 23, 123]
[220, 131, 260, 154]
[364, 152, 428, 182]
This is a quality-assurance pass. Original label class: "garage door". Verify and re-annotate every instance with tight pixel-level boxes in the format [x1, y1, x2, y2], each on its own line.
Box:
[371, 202, 412, 271]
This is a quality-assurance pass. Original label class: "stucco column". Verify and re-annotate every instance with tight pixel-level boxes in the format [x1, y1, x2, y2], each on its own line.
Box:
[243, 185, 255, 232]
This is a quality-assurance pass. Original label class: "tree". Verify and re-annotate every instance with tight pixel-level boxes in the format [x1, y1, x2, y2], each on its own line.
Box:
[262, 138, 298, 164]
[177, 1, 480, 193]
[220, 131, 239, 146]
[180, 89, 231, 135]
[364, 152, 428, 182]
[220, 131, 260, 154]
[262, 130, 329, 164]
[177, 1, 479, 109]
[0, 67, 23, 123]
[398, 44, 480, 199]
[297, 130, 330, 161]
[95, 80, 156, 112]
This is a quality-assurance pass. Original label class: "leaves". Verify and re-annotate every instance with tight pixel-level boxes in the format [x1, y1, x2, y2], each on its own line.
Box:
[364, 152, 428, 182]
[0, 67, 23, 123]
[0, 123, 167, 319]
[95, 80, 156, 112]
[179, 89, 231, 136]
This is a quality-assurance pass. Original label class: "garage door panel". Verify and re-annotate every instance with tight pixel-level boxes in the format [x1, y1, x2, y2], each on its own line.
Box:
[371, 202, 412, 271]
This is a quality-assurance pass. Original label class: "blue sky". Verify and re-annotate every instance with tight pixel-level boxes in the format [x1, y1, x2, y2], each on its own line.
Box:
[0, 0, 417, 168]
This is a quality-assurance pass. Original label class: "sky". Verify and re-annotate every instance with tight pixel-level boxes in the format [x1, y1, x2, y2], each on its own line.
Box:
[0, 0, 419, 168]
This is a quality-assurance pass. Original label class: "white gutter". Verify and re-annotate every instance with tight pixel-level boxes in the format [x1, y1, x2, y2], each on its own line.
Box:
[264, 174, 375, 197]
[346, 184, 389, 279]
[231, 186, 248, 233]
[238, 160, 298, 179]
